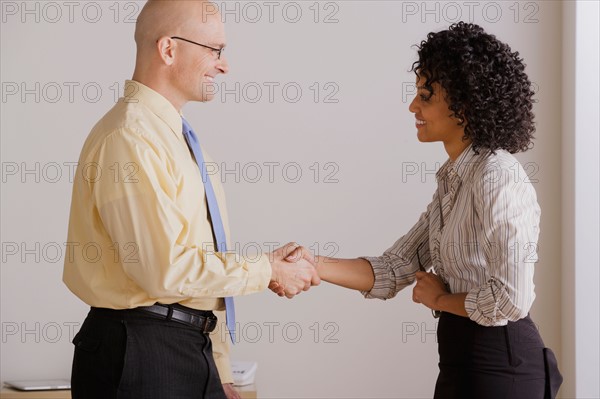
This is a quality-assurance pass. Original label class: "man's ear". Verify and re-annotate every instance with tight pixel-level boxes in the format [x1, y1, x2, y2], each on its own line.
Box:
[156, 36, 176, 66]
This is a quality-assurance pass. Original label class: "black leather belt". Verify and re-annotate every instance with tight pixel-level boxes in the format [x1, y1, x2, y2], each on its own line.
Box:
[90, 304, 218, 333]
[135, 303, 217, 333]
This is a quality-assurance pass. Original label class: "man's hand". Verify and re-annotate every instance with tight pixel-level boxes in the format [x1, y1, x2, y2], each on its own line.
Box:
[267, 242, 320, 298]
[222, 383, 241, 399]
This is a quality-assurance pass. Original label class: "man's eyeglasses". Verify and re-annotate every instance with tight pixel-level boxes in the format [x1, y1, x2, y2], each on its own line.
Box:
[170, 36, 224, 60]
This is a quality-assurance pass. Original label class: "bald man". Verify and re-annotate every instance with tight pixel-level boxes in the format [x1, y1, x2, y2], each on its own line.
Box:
[63, 1, 319, 398]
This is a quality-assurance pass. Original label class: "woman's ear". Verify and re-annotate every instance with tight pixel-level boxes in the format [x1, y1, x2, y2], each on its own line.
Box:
[455, 110, 467, 126]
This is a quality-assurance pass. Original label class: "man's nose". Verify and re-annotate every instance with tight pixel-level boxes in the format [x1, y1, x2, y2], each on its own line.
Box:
[217, 55, 229, 74]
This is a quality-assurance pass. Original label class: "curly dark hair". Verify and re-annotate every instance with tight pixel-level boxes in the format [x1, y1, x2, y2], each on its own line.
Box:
[411, 22, 536, 154]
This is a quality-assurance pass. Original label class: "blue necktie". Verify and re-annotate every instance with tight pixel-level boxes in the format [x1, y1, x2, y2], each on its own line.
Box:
[182, 118, 235, 343]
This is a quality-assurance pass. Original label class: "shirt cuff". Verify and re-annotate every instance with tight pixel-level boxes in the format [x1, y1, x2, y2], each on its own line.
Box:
[359, 256, 394, 300]
[241, 252, 272, 294]
[213, 353, 234, 384]
[465, 288, 508, 327]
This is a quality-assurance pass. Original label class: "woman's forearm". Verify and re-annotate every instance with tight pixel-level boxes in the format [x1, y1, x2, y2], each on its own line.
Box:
[315, 256, 375, 292]
[435, 293, 469, 317]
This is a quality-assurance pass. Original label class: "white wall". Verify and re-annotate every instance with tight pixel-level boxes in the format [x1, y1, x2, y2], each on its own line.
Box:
[0, 1, 578, 397]
[561, 1, 600, 398]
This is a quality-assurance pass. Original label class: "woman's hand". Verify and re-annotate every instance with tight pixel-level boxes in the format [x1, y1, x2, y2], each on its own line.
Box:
[412, 271, 449, 310]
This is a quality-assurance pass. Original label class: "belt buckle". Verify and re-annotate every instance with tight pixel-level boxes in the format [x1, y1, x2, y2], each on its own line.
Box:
[203, 316, 217, 334]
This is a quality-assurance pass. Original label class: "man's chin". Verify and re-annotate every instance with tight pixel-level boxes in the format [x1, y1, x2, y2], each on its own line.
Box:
[191, 94, 215, 103]
[200, 82, 218, 102]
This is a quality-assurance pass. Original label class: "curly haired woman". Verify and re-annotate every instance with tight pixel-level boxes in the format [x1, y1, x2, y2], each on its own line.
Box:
[304, 22, 562, 398]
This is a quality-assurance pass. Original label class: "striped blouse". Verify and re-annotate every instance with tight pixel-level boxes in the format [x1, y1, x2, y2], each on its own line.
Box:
[362, 145, 541, 326]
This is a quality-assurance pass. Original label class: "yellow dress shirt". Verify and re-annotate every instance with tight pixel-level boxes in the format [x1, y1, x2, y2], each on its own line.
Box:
[63, 80, 272, 383]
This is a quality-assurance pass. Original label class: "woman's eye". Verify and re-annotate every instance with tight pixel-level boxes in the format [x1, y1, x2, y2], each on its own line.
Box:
[420, 94, 431, 102]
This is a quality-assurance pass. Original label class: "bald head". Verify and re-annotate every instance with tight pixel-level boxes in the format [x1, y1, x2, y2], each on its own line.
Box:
[131, 0, 229, 110]
[135, 0, 221, 55]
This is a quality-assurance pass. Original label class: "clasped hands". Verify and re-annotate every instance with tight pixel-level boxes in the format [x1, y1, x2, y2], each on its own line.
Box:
[267, 242, 320, 299]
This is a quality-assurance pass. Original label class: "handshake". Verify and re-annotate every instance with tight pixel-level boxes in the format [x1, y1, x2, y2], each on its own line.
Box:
[267, 242, 320, 299]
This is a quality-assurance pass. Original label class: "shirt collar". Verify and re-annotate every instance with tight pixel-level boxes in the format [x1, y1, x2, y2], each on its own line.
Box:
[123, 80, 183, 138]
[436, 144, 479, 182]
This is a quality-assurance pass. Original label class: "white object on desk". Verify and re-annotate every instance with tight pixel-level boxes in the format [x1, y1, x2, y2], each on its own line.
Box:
[231, 361, 257, 386]
[3, 380, 71, 391]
